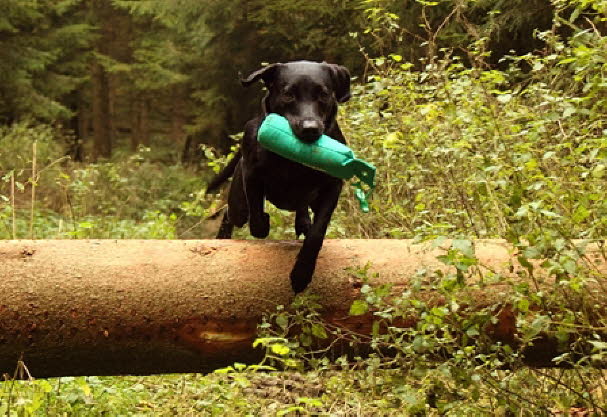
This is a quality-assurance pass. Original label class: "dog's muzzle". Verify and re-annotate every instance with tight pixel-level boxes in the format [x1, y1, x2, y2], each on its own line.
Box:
[296, 118, 324, 143]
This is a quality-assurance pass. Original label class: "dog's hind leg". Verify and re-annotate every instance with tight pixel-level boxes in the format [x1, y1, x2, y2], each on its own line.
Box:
[227, 162, 249, 228]
[216, 162, 249, 239]
[216, 211, 234, 239]
[242, 166, 270, 239]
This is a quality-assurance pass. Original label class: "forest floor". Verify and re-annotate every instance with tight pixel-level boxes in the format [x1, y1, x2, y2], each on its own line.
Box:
[4, 365, 607, 415]
[1, 370, 432, 416]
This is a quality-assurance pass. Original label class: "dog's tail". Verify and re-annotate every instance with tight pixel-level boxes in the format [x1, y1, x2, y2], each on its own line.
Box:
[205, 149, 242, 194]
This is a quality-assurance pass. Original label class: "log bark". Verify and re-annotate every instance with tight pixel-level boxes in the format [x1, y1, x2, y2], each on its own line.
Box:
[0, 239, 606, 378]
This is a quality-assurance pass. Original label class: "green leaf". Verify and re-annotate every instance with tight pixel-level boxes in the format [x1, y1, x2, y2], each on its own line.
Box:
[36, 380, 53, 393]
[349, 300, 369, 316]
[372, 321, 380, 337]
[253, 337, 285, 348]
[277, 406, 305, 416]
[528, 315, 550, 338]
[311, 323, 328, 339]
[514, 205, 529, 218]
[539, 209, 561, 218]
[496, 93, 512, 103]
[297, 397, 323, 407]
[563, 106, 576, 118]
[466, 326, 480, 338]
[452, 239, 474, 258]
[233, 362, 247, 371]
[517, 298, 530, 312]
[275, 314, 289, 330]
[590, 340, 607, 352]
[270, 343, 290, 356]
[592, 164, 605, 178]
[76, 378, 91, 396]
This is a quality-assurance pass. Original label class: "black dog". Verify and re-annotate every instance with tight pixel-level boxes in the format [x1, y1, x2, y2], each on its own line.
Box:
[205, 61, 351, 293]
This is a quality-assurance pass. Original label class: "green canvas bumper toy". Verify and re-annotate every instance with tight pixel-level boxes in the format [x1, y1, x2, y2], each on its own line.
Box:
[257, 113, 376, 212]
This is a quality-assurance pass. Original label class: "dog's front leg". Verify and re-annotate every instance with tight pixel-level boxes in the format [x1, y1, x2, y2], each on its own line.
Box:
[290, 182, 342, 293]
[242, 167, 270, 239]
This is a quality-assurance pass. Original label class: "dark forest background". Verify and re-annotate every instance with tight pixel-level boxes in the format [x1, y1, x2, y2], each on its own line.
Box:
[1, 0, 564, 162]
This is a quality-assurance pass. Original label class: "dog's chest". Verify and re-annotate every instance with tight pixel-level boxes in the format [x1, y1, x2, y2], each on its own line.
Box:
[261, 157, 333, 211]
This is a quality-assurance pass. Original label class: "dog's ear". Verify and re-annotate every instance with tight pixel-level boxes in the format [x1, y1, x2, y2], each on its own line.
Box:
[240, 64, 282, 87]
[325, 64, 351, 103]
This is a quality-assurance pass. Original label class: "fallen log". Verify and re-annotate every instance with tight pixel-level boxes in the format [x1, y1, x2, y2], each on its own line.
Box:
[0, 239, 606, 377]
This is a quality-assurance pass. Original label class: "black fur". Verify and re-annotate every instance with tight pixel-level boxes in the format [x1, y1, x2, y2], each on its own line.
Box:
[206, 61, 351, 293]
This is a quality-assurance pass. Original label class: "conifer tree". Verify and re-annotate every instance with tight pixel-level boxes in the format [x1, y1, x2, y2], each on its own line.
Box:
[0, 0, 94, 123]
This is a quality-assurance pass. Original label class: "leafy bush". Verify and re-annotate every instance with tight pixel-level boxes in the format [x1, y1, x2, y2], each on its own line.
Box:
[0, 131, 205, 239]
[334, 23, 606, 241]
[248, 1, 607, 415]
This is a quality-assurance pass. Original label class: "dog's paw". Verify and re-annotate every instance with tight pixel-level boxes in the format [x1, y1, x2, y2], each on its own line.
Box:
[295, 216, 312, 238]
[290, 262, 314, 293]
[250, 213, 270, 238]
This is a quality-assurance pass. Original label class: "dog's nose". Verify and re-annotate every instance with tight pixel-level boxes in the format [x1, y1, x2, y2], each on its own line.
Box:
[299, 119, 323, 142]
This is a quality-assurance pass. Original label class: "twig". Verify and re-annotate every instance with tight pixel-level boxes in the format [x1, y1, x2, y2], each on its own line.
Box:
[11, 172, 15, 239]
[6, 357, 33, 417]
[585, 17, 602, 37]
[481, 373, 552, 413]
[533, 368, 606, 412]
[30, 141, 37, 239]
[36, 155, 69, 176]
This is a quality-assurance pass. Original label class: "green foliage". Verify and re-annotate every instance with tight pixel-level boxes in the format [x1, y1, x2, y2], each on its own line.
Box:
[253, 244, 606, 414]
[0, 0, 94, 122]
[203, 1, 607, 414]
[2, 0, 607, 415]
[0, 124, 206, 239]
[330, 4, 606, 241]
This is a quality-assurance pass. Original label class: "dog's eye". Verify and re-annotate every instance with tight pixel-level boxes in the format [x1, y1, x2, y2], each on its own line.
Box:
[282, 92, 295, 102]
[319, 91, 331, 103]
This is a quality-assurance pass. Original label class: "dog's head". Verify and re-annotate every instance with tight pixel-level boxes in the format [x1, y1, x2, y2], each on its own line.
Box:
[241, 61, 351, 143]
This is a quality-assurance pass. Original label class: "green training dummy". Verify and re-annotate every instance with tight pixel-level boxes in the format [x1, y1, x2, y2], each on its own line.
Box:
[257, 113, 376, 212]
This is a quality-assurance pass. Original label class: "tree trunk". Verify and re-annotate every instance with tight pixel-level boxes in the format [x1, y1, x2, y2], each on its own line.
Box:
[78, 93, 91, 149]
[68, 92, 87, 162]
[140, 97, 150, 147]
[181, 135, 196, 164]
[91, 62, 112, 159]
[0, 239, 605, 378]
[170, 86, 187, 147]
[131, 96, 150, 151]
[90, 0, 115, 160]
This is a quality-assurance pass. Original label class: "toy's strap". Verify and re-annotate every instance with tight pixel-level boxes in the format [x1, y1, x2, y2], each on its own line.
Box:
[353, 181, 373, 213]
[345, 159, 376, 213]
